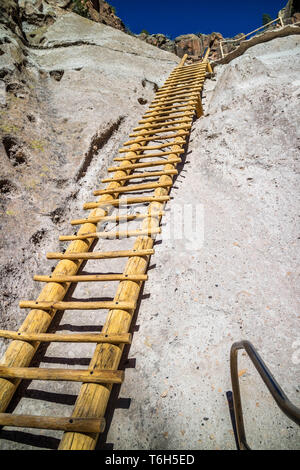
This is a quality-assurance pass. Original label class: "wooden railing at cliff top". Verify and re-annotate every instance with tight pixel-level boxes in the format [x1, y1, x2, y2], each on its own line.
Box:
[0, 51, 213, 450]
[219, 16, 284, 58]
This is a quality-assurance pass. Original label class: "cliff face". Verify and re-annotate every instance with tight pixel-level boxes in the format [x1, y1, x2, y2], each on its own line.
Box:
[0, 1, 300, 452]
[279, 0, 300, 23]
[6, 0, 298, 62]
[105, 34, 300, 451]
[81, 0, 126, 31]
[0, 2, 179, 334]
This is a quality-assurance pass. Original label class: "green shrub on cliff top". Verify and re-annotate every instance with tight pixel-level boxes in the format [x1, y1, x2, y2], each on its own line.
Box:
[71, 0, 89, 18]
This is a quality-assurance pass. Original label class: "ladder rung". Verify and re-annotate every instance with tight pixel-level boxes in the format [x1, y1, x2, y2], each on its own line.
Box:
[59, 227, 161, 242]
[169, 70, 206, 78]
[93, 181, 173, 196]
[138, 111, 194, 124]
[144, 104, 195, 115]
[46, 249, 154, 260]
[102, 170, 177, 183]
[157, 82, 204, 93]
[160, 75, 205, 85]
[109, 158, 181, 172]
[170, 65, 206, 73]
[165, 75, 205, 85]
[144, 102, 196, 113]
[152, 90, 199, 100]
[153, 89, 202, 102]
[115, 150, 184, 160]
[0, 413, 106, 433]
[152, 90, 202, 104]
[169, 68, 206, 77]
[177, 62, 207, 68]
[122, 131, 189, 146]
[167, 72, 205, 80]
[133, 118, 191, 131]
[169, 68, 205, 76]
[143, 108, 196, 117]
[0, 330, 132, 344]
[118, 141, 184, 153]
[83, 195, 170, 210]
[19, 300, 136, 311]
[171, 63, 206, 71]
[150, 97, 199, 107]
[0, 366, 124, 384]
[34, 274, 148, 283]
[174, 66, 205, 73]
[129, 124, 191, 138]
[70, 211, 164, 226]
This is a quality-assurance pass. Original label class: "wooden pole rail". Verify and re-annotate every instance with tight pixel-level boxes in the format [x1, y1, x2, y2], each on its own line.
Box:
[219, 17, 284, 58]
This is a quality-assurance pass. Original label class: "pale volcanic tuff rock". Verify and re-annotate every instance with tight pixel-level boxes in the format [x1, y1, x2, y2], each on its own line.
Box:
[105, 35, 300, 451]
[0, 6, 179, 338]
[0, 1, 300, 452]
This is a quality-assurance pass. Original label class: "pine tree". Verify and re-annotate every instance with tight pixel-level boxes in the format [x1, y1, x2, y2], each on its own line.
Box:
[262, 13, 273, 26]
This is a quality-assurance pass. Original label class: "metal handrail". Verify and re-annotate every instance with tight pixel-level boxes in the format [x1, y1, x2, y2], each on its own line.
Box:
[230, 340, 300, 450]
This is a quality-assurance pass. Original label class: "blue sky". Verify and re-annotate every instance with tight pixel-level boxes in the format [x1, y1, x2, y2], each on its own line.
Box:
[109, 0, 286, 39]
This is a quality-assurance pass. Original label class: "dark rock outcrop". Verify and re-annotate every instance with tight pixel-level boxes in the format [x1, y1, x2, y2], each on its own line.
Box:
[279, 0, 300, 23]
[138, 32, 175, 53]
[137, 31, 228, 61]
[84, 0, 126, 32]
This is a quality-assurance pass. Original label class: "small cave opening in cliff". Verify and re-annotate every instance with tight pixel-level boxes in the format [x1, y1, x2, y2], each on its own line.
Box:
[0, 179, 17, 195]
[2, 136, 27, 166]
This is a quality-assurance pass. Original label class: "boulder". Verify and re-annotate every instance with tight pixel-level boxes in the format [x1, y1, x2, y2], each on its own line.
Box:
[175, 33, 203, 58]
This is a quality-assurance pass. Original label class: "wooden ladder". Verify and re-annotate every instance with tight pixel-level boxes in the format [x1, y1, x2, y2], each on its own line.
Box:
[0, 53, 213, 450]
